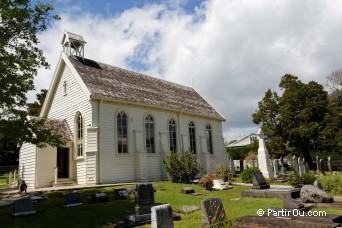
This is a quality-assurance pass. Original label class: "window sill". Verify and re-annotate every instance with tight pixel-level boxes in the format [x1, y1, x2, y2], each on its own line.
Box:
[75, 156, 85, 161]
[147, 153, 159, 157]
[116, 153, 131, 157]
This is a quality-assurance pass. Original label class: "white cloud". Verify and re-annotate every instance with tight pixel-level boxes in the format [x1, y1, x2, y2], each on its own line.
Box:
[31, 0, 342, 142]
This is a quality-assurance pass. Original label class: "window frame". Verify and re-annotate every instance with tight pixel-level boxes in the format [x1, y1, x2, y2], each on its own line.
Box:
[117, 111, 129, 154]
[168, 118, 177, 152]
[75, 112, 83, 157]
[189, 121, 196, 154]
[206, 124, 213, 154]
[145, 114, 155, 153]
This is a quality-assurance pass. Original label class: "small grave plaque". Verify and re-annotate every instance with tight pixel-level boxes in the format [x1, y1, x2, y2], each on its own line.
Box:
[180, 187, 195, 194]
[135, 183, 154, 215]
[64, 193, 82, 207]
[151, 204, 174, 228]
[201, 198, 227, 227]
[252, 172, 270, 189]
[91, 192, 109, 203]
[13, 197, 36, 216]
[114, 189, 129, 200]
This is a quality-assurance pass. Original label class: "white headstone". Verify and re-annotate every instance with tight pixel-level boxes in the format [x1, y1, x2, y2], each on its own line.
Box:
[293, 156, 299, 173]
[298, 158, 303, 177]
[257, 129, 274, 180]
[151, 204, 174, 228]
[273, 159, 279, 177]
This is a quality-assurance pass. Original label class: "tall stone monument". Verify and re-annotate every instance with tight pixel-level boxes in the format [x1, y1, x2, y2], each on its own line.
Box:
[257, 128, 274, 180]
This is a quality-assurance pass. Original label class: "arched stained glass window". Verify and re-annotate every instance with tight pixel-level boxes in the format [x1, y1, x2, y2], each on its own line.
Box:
[117, 111, 128, 153]
[169, 118, 177, 152]
[145, 115, 155, 153]
[189, 121, 196, 154]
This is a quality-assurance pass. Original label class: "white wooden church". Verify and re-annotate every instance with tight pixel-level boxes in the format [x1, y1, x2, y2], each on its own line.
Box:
[19, 31, 227, 189]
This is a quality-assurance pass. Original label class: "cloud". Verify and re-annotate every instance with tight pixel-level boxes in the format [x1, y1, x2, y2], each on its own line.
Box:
[32, 0, 342, 141]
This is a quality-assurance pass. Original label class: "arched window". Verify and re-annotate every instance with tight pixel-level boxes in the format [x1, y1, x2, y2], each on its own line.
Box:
[206, 124, 213, 154]
[189, 121, 196, 154]
[117, 111, 128, 153]
[76, 113, 83, 157]
[168, 118, 177, 152]
[145, 115, 155, 153]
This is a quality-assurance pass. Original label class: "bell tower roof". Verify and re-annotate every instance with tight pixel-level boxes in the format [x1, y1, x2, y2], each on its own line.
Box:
[61, 31, 87, 59]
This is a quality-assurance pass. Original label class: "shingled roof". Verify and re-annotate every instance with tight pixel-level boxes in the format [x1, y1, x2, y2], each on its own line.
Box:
[69, 56, 225, 120]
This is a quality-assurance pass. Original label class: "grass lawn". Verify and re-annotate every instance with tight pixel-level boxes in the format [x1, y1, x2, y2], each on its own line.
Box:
[0, 181, 341, 227]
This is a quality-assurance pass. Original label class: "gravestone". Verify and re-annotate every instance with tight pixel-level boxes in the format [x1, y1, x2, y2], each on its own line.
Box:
[13, 197, 36, 216]
[151, 204, 174, 228]
[283, 198, 307, 211]
[280, 166, 287, 176]
[212, 179, 231, 190]
[135, 183, 155, 215]
[178, 205, 200, 214]
[252, 172, 270, 189]
[201, 198, 227, 227]
[273, 159, 279, 178]
[180, 187, 195, 194]
[257, 129, 274, 180]
[91, 192, 109, 203]
[316, 155, 320, 172]
[314, 180, 322, 190]
[328, 157, 333, 173]
[293, 156, 299, 173]
[300, 185, 333, 203]
[320, 159, 325, 175]
[298, 158, 303, 177]
[229, 158, 235, 173]
[64, 193, 82, 207]
[114, 189, 129, 199]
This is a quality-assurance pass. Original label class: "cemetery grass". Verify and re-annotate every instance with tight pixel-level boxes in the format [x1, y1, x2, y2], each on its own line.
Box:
[0, 182, 341, 227]
[0, 183, 283, 228]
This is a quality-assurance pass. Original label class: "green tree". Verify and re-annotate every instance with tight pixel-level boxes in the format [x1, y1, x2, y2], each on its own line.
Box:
[0, 0, 62, 147]
[253, 74, 330, 169]
[27, 89, 47, 116]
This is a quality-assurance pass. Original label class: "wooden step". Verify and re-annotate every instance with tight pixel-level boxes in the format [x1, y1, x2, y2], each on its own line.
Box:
[52, 179, 77, 187]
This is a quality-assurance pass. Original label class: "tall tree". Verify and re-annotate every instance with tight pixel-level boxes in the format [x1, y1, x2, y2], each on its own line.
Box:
[0, 0, 63, 147]
[27, 89, 47, 116]
[253, 74, 330, 169]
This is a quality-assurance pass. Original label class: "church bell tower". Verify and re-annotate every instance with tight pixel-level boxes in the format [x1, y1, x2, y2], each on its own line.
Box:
[61, 31, 87, 60]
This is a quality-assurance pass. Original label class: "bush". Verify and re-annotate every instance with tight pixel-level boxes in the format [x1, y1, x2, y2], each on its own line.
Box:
[318, 175, 342, 196]
[288, 172, 316, 188]
[240, 167, 260, 183]
[199, 173, 216, 187]
[215, 165, 232, 182]
[162, 151, 201, 183]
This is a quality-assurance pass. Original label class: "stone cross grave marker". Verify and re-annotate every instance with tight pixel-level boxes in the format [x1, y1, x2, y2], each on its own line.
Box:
[91, 192, 109, 203]
[64, 193, 82, 207]
[114, 189, 129, 200]
[13, 197, 36, 216]
[201, 198, 227, 227]
[151, 204, 174, 228]
[252, 172, 270, 189]
[135, 183, 154, 215]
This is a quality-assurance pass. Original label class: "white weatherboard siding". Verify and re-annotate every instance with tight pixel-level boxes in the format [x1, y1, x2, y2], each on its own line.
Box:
[48, 62, 92, 185]
[19, 143, 36, 189]
[36, 146, 56, 188]
[93, 100, 226, 183]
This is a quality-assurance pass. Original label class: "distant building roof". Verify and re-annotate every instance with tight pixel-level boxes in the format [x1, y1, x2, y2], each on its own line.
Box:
[69, 56, 225, 121]
[226, 133, 258, 148]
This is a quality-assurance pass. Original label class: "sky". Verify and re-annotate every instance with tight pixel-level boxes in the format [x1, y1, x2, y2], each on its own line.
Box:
[29, 0, 342, 142]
